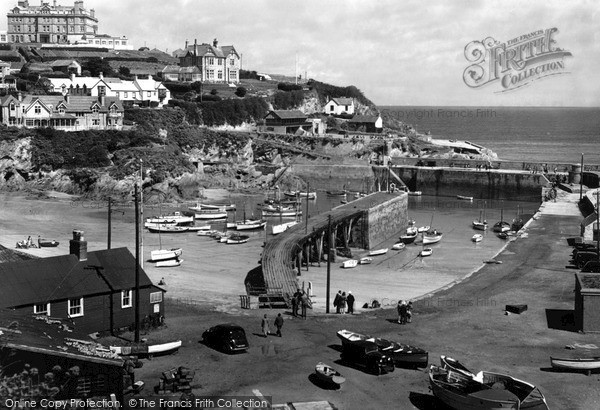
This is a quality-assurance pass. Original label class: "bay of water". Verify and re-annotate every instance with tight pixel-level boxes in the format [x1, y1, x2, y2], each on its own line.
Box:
[380, 106, 600, 164]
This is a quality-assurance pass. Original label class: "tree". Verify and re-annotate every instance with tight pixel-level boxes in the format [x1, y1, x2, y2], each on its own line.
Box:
[235, 86, 247, 97]
[82, 58, 115, 77]
[118, 66, 131, 76]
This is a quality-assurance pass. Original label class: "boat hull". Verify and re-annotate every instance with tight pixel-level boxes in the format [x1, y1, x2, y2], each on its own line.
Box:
[39, 240, 59, 247]
[315, 362, 345, 385]
[423, 235, 442, 245]
[150, 248, 182, 262]
[156, 259, 182, 267]
[400, 234, 417, 244]
[551, 357, 600, 371]
[195, 212, 228, 220]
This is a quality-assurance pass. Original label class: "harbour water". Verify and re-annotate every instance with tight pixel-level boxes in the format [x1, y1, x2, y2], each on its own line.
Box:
[381, 106, 600, 164]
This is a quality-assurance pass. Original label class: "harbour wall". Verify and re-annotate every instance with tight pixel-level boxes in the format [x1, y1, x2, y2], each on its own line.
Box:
[364, 192, 408, 248]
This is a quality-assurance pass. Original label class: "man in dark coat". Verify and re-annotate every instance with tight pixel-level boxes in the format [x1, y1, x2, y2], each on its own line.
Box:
[346, 291, 355, 314]
[274, 313, 284, 337]
[334, 290, 342, 314]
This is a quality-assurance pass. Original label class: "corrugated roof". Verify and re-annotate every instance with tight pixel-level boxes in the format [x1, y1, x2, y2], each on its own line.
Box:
[0, 247, 154, 308]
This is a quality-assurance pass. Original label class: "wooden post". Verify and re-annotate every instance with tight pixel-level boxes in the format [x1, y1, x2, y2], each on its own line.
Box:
[134, 184, 140, 343]
[107, 197, 112, 249]
[326, 215, 331, 314]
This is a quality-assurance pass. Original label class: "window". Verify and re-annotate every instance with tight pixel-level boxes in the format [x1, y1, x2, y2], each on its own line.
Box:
[208, 57, 214, 65]
[110, 105, 118, 114]
[150, 291, 163, 303]
[91, 106, 99, 114]
[9, 103, 15, 111]
[98, 86, 106, 96]
[122, 290, 132, 308]
[123, 92, 128, 98]
[147, 91, 151, 98]
[58, 106, 65, 114]
[230, 58, 235, 66]
[217, 71, 223, 80]
[34, 105, 41, 114]
[330, 105, 334, 112]
[68, 298, 84, 317]
[218, 59, 222, 65]
[92, 119, 100, 126]
[208, 69, 214, 79]
[34, 303, 50, 315]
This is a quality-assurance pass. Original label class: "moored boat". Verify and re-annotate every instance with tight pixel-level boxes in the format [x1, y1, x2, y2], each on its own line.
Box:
[326, 189, 348, 196]
[147, 225, 189, 234]
[283, 191, 317, 200]
[194, 210, 228, 220]
[417, 225, 430, 233]
[457, 195, 474, 201]
[314, 362, 346, 386]
[400, 231, 418, 244]
[392, 242, 406, 250]
[272, 220, 299, 235]
[359, 257, 373, 265]
[498, 232, 509, 240]
[150, 248, 182, 262]
[550, 356, 600, 374]
[189, 203, 236, 212]
[262, 206, 302, 217]
[472, 234, 483, 242]
[423, 230, 443, 245]
[408, 191, 422, 196]
[145, 212, 194, 225]
[420, 248, 433, 257]
[156, 258, 183, 268]
[235, 219, 267, 230]
[226, 234, 250, 244]
[369, 248, 388, 256]
[342, 259, 358, 269]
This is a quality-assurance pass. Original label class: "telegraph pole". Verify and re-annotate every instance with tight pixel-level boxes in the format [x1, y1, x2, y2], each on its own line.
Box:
[139, 160, 144, 270]
[134, 184, 140, 343]
[580, 153, 584, 202]
[326, 215, 332, 314]
[107, 197, 112, 249]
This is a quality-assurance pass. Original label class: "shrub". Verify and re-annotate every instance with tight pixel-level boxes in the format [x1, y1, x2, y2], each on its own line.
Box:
[235, 86, 247, 97]
[277, 82, 303, 92]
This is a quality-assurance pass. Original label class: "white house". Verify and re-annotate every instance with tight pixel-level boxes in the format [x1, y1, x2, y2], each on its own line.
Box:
[323, 97, 355, 116]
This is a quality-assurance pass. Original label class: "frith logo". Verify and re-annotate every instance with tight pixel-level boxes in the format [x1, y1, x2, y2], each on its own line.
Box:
[463, 28, 572, 92]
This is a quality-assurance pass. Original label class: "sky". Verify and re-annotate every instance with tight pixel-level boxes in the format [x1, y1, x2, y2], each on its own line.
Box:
[4, 0, 600, 106]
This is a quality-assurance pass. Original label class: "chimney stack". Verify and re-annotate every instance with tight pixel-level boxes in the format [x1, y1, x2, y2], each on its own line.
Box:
[213, 38, 218, 48]
[185, 39, 188, 49]
[17, 92, 22, 102]
[99, 72, 103, 80]
[69, 230, 87, 261]
[70, 72, 75, 82]
[99, 95, 105, 106]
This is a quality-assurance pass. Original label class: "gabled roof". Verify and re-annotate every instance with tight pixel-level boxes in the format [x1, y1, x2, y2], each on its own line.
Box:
[183, 43, 226, 58]
[49, 59, 81, 67]
[349, 115, 381, 124]
[48, 76, 106, 90]
[221, 46, 239, 59]
[266, 110, 307, 120]
[18, 95, 123, 113]
[0, 247, 157, 308]
[329, 97, 354, 106]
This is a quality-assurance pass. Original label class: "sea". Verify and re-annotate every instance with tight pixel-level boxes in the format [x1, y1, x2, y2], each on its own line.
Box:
[379, 106, 600, 164]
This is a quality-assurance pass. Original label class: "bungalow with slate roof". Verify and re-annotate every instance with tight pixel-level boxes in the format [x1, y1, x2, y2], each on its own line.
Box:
[161, 65, 202, 83]
[179, 38, 240, 83]
[262, 110, 312, 134]
[0, 230, 165, 335]
[323, 97, 355, 116]
[0, 92, 123, 130]
[348, 114, 383, 133]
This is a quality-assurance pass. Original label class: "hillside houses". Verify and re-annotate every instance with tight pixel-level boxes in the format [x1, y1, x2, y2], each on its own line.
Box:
[323, 97, 355, 116]
[178, 38, 240, 83]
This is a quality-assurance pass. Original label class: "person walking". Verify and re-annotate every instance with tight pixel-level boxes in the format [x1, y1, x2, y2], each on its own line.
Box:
[274, 313, 284, 337]
[397, 300, 407, 324]
[340, 292, 347, 314]
[334, 290, 342, 314]
[300, 291, 311, 319]
[406, 301, 413, 323]
[261, 314, 270, 337]
[291, 290, 299, 317]
[346, 291, 355, 314]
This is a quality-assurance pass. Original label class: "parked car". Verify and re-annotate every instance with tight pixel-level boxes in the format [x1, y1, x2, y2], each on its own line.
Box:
[340, 340, 395, 375]
[202, 324, 249, 353]
[576, 251, 598, 268]
[582, 261, 600, 273]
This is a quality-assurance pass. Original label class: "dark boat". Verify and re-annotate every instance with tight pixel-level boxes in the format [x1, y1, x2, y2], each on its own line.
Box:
[38, 239, 60, 247]
[326, 190, 348, 196]
[314, 362, 346, 386]
[400, 231, 418, 244]
[368, 337, 428, 368]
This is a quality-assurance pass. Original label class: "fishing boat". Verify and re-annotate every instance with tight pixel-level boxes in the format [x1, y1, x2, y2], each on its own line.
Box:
[150, 248, 182, 262]
[359, 257, 373, 265]
[189, 202, 236, 212]
[185, 224, 211, 232]
[283, 191, 317, 200]
[392, 242, 406, 250]
[493, 209, 511, 232]
[369, 248, 388, 256]
[235, 219, 267, 231]
[400, 230, 418, 244]
[420, 248, 433, 257]
[342, 259, 358, 269]
[38, 239, 60, 247]
[110, 340, 182, 357]
[261, 205, 302, 217]
[457, 195, 474, 201]
[272, 220, 299, 235]
[326, 189, 348, 196]
[423, 230, 443, 245]
[417, 225, 430, 233]
[194, 209, 228, 220]
[156, 258, 183, 268]
[226, 234, 250, 244]
[147, 225, 189, 234]
[367, 337, 429, 368]
[145, 212, 194, 225]
[438, 356, 549, 409]
[336, 329, 368, 345]
[197, 229, 219, 236]
[472, 234, 483, 243]
[473, 211, 488, 231]
[314, 362, 346, 386]
[550, 357, 600, 375]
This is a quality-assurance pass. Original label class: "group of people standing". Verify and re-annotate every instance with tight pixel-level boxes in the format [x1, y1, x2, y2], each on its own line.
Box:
[333, 290, 355, 314]
[291, 289, 311, 319]
[397, 300, 413, 324]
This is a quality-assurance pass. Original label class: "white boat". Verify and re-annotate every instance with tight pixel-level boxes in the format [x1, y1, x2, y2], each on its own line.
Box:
[456, 195, 473, 201]
[194, 210, 228, 220]
[147, 225, 189, 233]
[197, 229, 219, 236]
[472, 220, 488, 230]
[369, 248, 388, 256]
[144, 221, 177, 229]
[342, 259, 358, 269]
[156, 258, 182, 267]
[110, 340, 183, 357]
[359, 257, 373, 265]
[145, 212, 194, 225]
[417, 225, 430, 233]
[284, 191, 317, 200]
[226, 235, 250, 244]
[235, 219, 267, 230]
[262, 208, 302, 217]
[186, 224, 211, 232]
[472, 234, 483, 242]
[423, 230, 443, 244]
[550, 357, 600, 373]
[392, 242, 406, 250]
[189, 203, 235, 212]
[420, 248, 433, 257]
[150, 248, 182, 262]
[272, 221, 299, 235]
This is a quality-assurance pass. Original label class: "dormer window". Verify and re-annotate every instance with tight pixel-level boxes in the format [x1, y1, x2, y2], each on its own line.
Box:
[91, 106, 99, 114]
[58, 106, 65, 114]
[34, 105, 41, 114]
[109, 105, 117, 114]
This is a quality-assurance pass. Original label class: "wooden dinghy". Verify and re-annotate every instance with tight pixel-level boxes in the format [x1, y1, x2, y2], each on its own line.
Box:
[550, 356, 600, 375]
[314, 362, 346, 385]
[369, 248, 388, 256]
[110, 340, 182, 357]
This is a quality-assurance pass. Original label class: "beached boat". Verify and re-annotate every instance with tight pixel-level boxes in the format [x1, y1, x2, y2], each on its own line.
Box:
[336, 329, 368, 345]
[420, 248, 433, 257]
[493, 209, 511, 232]
[367, 337, 429, 368]
[359, 257, 373, 265]
[369, 248, 388, 256]
[38, 239, 60, 247]
[110, 340, 182, 357]
[156, 258, 182, 268]
[186, 224, 211, 232]
[147, 225, 189, 234]
[472, 234, 483, 243]
[272, 221, 299, 235]
[326, 189, 348, 196]
[145, 212, 194, 225]
[197, 229, 218, 236]
[392, 242, 406, 250]
[342, 260, 358, 269]
[400, 231, 418, 244]
[438, 356, 549, 409]
[283, 191, 317, 200]
[550, 357, 600, 374]
[150, 248, 182, 262]
[189, 203, 236, 212]
[423, 230, 443, 245]
[235, 219, 267, 231]
[457, 195, 474, 201]
[315, 362, 346, 386]
[498, 232, 509, 240]
[194, 210, 228, 220]
[226, 234, 250, 244]
[417, 225, 430, 233]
